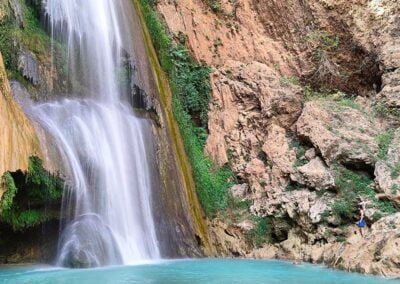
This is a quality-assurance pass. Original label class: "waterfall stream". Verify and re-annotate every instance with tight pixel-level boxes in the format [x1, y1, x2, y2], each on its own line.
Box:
[30, 0, 160, 267]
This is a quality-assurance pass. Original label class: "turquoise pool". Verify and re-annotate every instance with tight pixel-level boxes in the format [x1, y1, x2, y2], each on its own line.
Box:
[0, 259, 398, 284]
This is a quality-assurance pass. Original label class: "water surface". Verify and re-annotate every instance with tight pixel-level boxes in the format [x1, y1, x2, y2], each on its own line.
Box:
[0, 259, 398, 284]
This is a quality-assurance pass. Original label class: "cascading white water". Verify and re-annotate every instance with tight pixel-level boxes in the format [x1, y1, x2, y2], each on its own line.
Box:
[30, 0, 160, 267]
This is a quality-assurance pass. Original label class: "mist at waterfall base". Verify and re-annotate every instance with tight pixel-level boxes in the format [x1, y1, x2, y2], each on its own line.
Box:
[30, 0, 160, 267]
[0, 260, 396, 284]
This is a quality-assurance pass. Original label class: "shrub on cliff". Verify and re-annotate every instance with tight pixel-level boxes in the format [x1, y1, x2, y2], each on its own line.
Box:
[138, 0, 234, 216]
[332, 166, 396, 224]
[0, 156, 64, 231]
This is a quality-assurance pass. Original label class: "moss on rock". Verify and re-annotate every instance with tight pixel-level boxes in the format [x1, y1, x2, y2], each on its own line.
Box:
[0, 156, 63, 231]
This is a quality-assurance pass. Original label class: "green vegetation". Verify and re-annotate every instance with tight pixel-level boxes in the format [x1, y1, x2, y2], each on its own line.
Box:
[331, 166, 396, 224]
[290, 141, 308, 168]
[279, 76, 300, 87]
[208, 0, 221, 13]
[25, 156, 64, 201]
[138, 0, 234, 216]
[331, 200, 354, 224]
[0, 0, 67, 98]
[252, 217, 269, 248]
[303, 87, 362, 111]
[0, 157, 64, 231]
[372, 211, 384, 222]
[0, 2, 50, 72]
[391, 184, 400, 195]
[1, 173, 18, 212]
[390, 162, 400, 179]
[285, 182, 302, 192]
[243, 216, 270, 248]
[294, 146, 307, 168]
[306, 31, 340, 52]
[375, 129, 394, 160]
[374, 103, 400, 120]
[0, 20, 18, 70]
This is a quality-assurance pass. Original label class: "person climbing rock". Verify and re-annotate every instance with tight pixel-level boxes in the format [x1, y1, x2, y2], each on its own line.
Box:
[357, 202, 367, 237]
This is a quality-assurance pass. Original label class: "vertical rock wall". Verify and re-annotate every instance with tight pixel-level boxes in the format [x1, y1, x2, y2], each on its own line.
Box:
[0, 52, 41, 196]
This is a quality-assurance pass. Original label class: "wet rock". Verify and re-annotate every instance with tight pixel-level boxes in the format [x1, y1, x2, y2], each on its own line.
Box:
[18, 50, 40, 85]
[130, 84, 156, 111]
[10, 80, 34, 111]
[9, 0, 25, 27]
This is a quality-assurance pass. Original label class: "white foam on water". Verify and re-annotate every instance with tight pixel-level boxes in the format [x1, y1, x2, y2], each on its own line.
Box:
[31, 0, 160, 267]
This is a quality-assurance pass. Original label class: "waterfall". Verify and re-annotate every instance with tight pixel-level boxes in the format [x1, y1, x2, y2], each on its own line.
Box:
[30, 0, 160, 267]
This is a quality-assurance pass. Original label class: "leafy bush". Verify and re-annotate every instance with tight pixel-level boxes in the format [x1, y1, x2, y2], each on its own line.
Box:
[172, 98, 233, 215]
[0, 173, 18, 212]
[0, 0, 67, 96]
[254, 217, 269, 247]
[390, 162, 400, 179]
[372, 211, 384, 222]
[333, 166, 397, 224]
[138, 0, 234, 216]
[279, 76, 300, 87]
[0, 20, 19, 71]
[332, 200, 354, 223]
[172, 45, 211, 127]
[375, 129, 395, 160]
[294, 145, 307, 167]
[306, 31, 340, 51]
[26, 156, 64, 201]
[1, 209, 49, 230]
[245, 216, 270, 248]
[208, 0, 221, 12]
[0, 157, 64, 231]
[374, 103, 400, 120]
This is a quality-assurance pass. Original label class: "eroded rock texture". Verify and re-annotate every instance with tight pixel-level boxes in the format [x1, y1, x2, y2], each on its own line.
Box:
[0, 52, 41, 193]
[156, 0, 400, 276]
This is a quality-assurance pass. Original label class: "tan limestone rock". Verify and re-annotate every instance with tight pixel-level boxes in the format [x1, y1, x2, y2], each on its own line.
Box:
[262, 124, 296, 175]
[0, 53, 41, 197]
[296, 101, 380, 166]
[230, 183, 249, 199]
[291, 157, 335, 191]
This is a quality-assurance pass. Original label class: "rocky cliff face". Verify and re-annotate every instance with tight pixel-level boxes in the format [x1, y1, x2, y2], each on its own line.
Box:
[0, 0, 66, 264]
[0, 52, 41, 195]
[154, 0, 400, 276]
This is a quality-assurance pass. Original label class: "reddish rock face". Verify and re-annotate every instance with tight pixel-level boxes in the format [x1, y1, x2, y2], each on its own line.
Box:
[155, 0, 400, 276]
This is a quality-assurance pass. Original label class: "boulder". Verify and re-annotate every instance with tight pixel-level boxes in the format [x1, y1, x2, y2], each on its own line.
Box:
[262, 124, 296, 174]
[304, 148, 316, 160]
[291, 157, 335, 191]
[377, 69, 400, 108]
[230, 183, 249, 199]
[296, 101, 380, 166]
[18, 50, 39, 86]
[309, 196, 330, 224]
